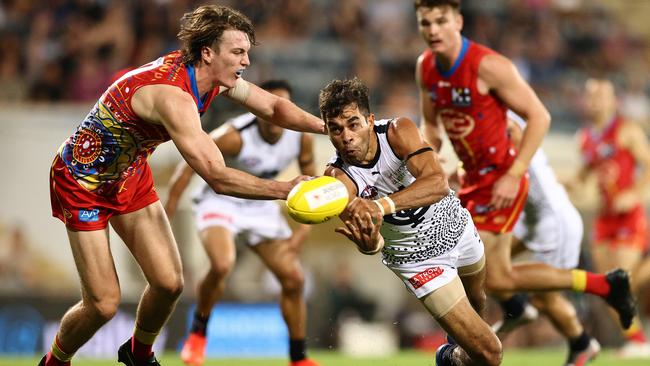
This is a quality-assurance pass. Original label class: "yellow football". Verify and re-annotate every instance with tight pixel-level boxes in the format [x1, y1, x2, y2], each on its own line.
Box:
[286, 176, 349, 224]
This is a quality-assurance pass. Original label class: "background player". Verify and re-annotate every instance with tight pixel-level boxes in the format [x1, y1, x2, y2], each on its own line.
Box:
[43, 5, 324, 366]
[494, 112, 601, 366]
[321, 77, 502, 366]
[413, 0, 635, 336]
[573, 78, 650, 358]
[165, 80, 319, 366]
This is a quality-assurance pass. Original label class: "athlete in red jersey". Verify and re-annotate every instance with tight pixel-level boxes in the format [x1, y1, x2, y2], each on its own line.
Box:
[43, 5, 324, 366]
[414, 3, 635, 364]
[574, 78, 650, 358]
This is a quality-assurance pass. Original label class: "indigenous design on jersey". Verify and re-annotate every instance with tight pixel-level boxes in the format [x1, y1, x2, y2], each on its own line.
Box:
[328, 119, 470, 266]
[58, 51, 220, 196]
[420, 37, 517, 187]
[579, 116, 638, 213]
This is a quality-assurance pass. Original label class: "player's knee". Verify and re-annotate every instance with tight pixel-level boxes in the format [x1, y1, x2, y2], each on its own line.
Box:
[155, 274, 184, 299]
[278, 266, 304, 295]
[486, 273, 516, 292]
[210, 259, 235, 279]
[87, 296, 120, 323]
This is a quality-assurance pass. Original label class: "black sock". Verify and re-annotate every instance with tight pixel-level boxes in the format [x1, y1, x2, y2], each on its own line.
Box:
[289, 339, 306, 362]
[499, 294, 527, 319]
[569, 331, 590, 352]
[190, 311, 210, 337]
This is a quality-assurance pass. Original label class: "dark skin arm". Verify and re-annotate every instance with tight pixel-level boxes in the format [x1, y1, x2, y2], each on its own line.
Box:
[345, 117, 450, 219]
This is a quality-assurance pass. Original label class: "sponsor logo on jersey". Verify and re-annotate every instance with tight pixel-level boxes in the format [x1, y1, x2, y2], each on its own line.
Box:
[408, 266, 444, 289]
[438, 109, 475, 139]
[79, 209, 100, 222]
[452, 87, 471, 107]
[202, 212, 234, 223]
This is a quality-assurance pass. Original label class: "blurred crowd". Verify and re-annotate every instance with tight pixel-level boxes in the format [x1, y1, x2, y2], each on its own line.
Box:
[1, 0, 648, 131]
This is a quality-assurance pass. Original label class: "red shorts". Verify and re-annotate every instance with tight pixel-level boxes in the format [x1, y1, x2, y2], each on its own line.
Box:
[459, 174, 529, 234]
[593, 206, 648, 251]
[49, 155, 160, 231]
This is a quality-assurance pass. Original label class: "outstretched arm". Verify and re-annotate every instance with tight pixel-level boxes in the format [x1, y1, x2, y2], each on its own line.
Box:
[133, 84, 299, 200]
[225, 79, 325, 134]
[164, 124, 242, 218]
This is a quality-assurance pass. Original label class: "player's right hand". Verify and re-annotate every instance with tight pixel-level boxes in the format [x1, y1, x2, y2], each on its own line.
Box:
[490, 173, 520, 209]
[335, 210, 384, 254]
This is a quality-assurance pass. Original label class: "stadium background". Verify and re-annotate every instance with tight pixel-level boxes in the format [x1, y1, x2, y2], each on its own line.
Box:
[0, 0, 649, 363]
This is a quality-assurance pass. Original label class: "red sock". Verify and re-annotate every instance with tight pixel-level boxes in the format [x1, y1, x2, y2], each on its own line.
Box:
[45, 352, 70, 366]
[131, 336, 153, 361]
[584, 272, 610, 297]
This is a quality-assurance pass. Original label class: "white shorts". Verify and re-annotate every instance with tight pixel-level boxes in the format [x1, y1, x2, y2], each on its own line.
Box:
[193, 194, 292, 246]
[385, 219, 484, 298]
[513, 204, 583, 269]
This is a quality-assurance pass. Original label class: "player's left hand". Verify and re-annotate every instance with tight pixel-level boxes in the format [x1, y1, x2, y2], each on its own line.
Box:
[335, 210, 384, 254]
[490, 173, 520, 209]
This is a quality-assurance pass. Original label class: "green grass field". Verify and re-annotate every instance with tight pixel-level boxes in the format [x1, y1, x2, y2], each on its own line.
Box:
[1, 349, 648, 366]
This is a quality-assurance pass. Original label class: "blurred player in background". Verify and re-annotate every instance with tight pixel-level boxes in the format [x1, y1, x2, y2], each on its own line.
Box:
[498, 112, 600, 366]
[413, 1, 635, 346]
[322, 77, 502, 366]
[165, 80, 319, 366]
[573, 78, 650, 358]
[44, 5, 323, 366]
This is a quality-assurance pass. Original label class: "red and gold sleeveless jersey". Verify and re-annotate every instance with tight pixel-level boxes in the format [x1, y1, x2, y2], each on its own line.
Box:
[58, 51, 220, 196]
[420, 37, 516, 188]
[579, 116, 638, 213]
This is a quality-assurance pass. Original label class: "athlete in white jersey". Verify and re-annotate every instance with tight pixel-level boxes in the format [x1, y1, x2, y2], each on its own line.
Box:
[165, 81, 320, 366]
[491, 112, 602, 366]
[319, 78, 502, 366]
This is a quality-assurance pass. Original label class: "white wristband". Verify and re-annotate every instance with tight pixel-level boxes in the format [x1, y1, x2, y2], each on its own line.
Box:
[373, 199, 385, 216]
[382, 196, 396, 214]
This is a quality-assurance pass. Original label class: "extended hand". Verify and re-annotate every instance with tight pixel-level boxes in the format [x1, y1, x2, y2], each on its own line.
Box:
[490, 173, 521, 210]
[345, 197, 383, 218]
[335, 210, 384, 254]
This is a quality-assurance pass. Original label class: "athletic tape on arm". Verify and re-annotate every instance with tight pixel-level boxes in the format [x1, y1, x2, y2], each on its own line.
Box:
[224, 78, 251, 103]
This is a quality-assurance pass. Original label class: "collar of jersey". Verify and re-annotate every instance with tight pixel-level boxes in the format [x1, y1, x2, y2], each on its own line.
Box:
[436, 36, 470, 77]
[588, 114, 618, 141]
[185, 64, 204, 111]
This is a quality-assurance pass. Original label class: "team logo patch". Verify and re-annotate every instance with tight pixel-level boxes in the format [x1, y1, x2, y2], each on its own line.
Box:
[452, 87, 472, 107]
[79, 209, 100, 222]
[73, 129, 102, 164]
[360, 185, 379, 199]
[408, 266, 444, 289]
[438, 109, 475, 138]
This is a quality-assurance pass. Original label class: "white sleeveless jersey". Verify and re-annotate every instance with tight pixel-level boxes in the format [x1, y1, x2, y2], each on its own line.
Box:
[193, 113, 302, 202]
[508, 111, 573, 216]
[328, 118, 470, 266]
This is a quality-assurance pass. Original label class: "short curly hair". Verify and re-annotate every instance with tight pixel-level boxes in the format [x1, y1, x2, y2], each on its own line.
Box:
[318, 77, 370, 121]
[413, 0, 460, 11]
[177, 5, 257, 65]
